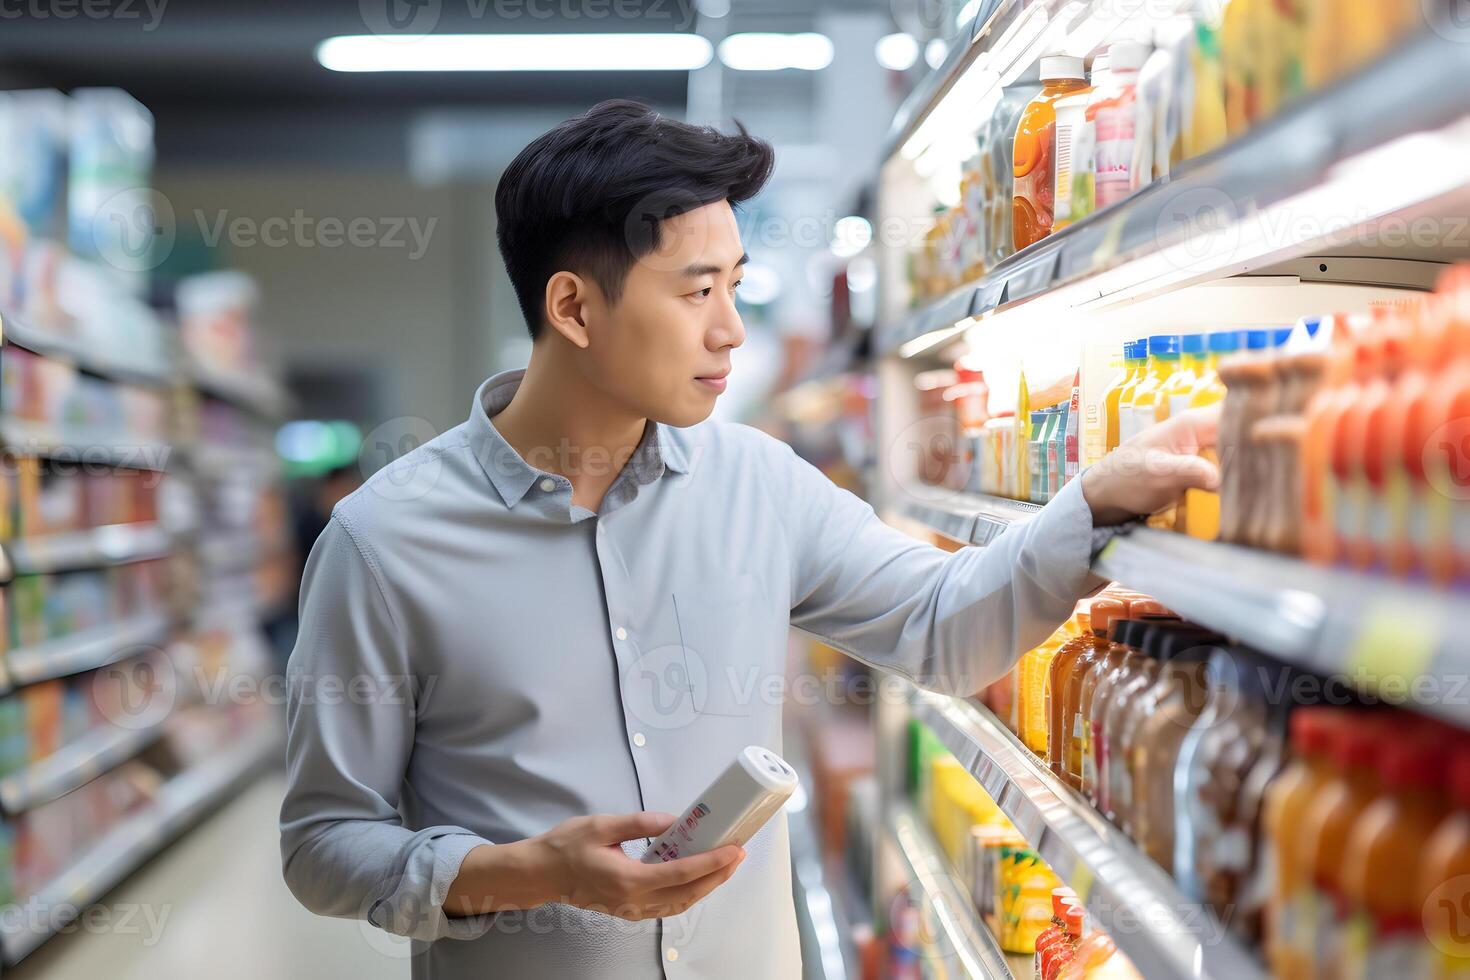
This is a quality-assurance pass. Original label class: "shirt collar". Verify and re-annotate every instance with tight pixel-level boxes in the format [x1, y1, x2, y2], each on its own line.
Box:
[466, 369, 690, 510]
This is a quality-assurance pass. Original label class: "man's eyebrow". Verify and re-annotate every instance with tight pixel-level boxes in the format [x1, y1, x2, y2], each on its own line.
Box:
[681, 254, 750, 277]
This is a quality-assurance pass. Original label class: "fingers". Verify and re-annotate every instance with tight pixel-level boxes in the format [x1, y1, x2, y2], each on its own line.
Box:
[1164, 406, 1221, 453]
[1165, 452, 1221, 492]
[589, 811, 676, 844]
[639, 850, 746, 917]
[630, 844, 744, 891]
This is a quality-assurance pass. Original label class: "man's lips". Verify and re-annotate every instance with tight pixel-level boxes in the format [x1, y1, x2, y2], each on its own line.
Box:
[696, 373, 729, 392]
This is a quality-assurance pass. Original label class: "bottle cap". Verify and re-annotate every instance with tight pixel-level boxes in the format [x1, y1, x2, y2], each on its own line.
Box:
[1380, 734, 1451, 791]
[1288, 707, 1339, 756]
[1273, 327, 1293, 346]
[1245, 329, 1272, 350]
[1089, 598, 1129, 636]
[1207, 330, 1242, 353]
[1148, 334, 1181, 356]
[1041, 54, 1086, 80]
[1064, 903, 1086, 934]
[1330, 713, 1384, 771]
[1125, 598, 1170, 618]
[1107, 41, 1149, 72]
[1052, 887, 1075, 918]
[1182, 334, 1206, 355]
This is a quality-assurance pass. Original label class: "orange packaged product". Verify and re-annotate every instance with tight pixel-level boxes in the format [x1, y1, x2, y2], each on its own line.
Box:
[1301, 318, 1368, 565]
[1046, 597, 1126, 778]
[1077, 599, 1170, 805]
[1380, 298, 1452, 577]
[1296, 712, 1386, 976]
[1417, 747, 1470, 978]
[1263, 707, 1342, 980]
[1057, 598, 1129, 791]
[1339, 732, 1452, 978]
[1422, 266, 1470, 586]
[1013, 56, 1090, 252]
[1341, 311, 1406, 570]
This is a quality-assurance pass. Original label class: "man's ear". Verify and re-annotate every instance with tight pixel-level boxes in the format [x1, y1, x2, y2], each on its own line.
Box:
[544, 271, 592, 349]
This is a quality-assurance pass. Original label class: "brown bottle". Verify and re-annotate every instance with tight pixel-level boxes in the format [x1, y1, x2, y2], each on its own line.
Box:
[1046, 597, 1127, 777]
[1058, 598, 1129, 790]
[1076, 600, 1172, 804]
[1130, 642, 1216, 871]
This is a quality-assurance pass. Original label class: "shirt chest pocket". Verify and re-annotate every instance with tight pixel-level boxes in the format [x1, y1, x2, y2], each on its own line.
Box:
[620, 572, 778, 729]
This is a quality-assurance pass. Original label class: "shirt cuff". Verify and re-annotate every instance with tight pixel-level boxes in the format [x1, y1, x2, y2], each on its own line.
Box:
[1026, 477, 1113, 600]
[369, 830, 497, 943]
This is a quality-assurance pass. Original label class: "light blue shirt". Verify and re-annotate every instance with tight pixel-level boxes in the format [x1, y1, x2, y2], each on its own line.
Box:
[279, 368, 1106, 979]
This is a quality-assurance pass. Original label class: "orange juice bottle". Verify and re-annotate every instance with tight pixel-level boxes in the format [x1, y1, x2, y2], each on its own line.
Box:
[1077, 599, 1170, 804]
[1343, 312, 1406, 570]
[1165, 335, 1207, 421]
[1125, 335, 1181, 442]
[1263, 707, 1341, 979]
[1021, 612, 1086, 755]
[1297, 712, 1386, 977]
[1383, 298, 1451, 577]
[1339, 733, 1451, 978]
[1059, 600, 1132, 792]
[1104, 340, 1147, 453]
[1301, 319, 1367, 564]
[1423, 266, 1470, 586]
[1183, 330, 1240, 540]
[1013, 56, 1090, 252]
[1326, 327, 1380, 564]
[1417, 747, 1470, 978]
[1046, 597, 1127, 778]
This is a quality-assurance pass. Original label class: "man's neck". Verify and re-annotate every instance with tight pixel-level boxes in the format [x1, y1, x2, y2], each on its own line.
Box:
[489, 346, 649, 513]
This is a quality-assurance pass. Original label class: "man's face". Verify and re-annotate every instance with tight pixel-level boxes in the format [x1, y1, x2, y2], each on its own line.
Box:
[577, 199, 747, 427]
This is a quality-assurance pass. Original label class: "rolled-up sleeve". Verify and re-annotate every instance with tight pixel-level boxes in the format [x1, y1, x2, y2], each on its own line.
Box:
[279, 514, 495, 942]
[774, 442, 1109, 698]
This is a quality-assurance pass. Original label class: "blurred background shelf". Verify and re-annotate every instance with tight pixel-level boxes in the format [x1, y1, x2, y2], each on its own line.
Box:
[3, 523, 174, 575]
[0, 718, 176, 814]
[4, 612, 173, 691]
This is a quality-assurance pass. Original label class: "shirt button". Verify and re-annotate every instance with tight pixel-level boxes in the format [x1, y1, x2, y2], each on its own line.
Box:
[632, 732, 646, 747]
[539, 478, 556, 492]
[615, 627, 628, 641]
[665, 948, 679, 962]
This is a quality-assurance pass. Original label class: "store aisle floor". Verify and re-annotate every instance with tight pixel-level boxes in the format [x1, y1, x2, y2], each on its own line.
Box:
[11, 768, 408, 980]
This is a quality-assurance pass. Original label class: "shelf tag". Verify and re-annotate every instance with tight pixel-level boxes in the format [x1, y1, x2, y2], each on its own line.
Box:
[1068, 864, 1094, 904]
[1345, 605, 1439, 703]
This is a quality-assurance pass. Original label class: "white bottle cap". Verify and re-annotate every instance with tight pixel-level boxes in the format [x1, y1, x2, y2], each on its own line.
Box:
[1107, 41, 1150, 72]
[1040, 54, 1086, 81]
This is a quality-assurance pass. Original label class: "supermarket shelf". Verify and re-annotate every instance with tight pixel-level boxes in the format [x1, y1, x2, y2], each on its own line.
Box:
[887, 800, 1020, 979]
[188, 361, 291, 420]
[3, 522, 173, 575]
[879, 29, 1470, 357]
[0, 314, 173, 387]
[0, 718, 173, 814]
[2, 721, 280, 964]
[4, 612, 173, 690]
[181, 441, 281, 479]
[909, 687, 1264, 980]
[1093, 527, 1470, 724]
[0, 418, 171, 471]
[788, 780, 859, 980]
[900, 493, 1041, 547]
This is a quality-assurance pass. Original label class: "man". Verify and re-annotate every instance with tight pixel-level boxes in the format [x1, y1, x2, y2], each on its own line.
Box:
[279, 100, 1219, 978]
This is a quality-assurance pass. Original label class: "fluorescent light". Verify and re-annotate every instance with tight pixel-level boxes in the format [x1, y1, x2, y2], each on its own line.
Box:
[738, 263, 783, 305]
[876, 32, 920, 71]
[719, 33, 834, 72]
[316, 33, 714, 72]
[925, 38, 949, 69]
[900, 320, 972, 358]
[847, 256, 879, 294]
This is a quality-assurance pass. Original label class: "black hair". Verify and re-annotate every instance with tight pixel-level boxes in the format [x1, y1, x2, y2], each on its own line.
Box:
[495, 99, 775, 340]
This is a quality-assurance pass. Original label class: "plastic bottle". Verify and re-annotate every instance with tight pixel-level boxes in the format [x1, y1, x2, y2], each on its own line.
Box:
[1077, 600, 1171, 805]
[1037, 890, 1079, 979]
[1181, 330, 1239, 540]
[1130, 640, 1216, 871]
[1263, 708, 1341, 979]
[985, 84, 1043, 269]
[1422, 266, 1470, 586]
[1134, 29, 1177, 188]
[1046, 599, 1123, 781]
[1301, 318, 1369, 565]
[1416, 748, 1470, 978]
[1332, 320, 1394, 569]
[1216, 329, 1277, 545]
[1124, 335, 1181, 441]
[1091, 42, 1148, 210]
[1166, 334, 1207, 420]
[1049, 903, 1086, 979]
[1013, 57, 1090, 252]
[1382, 299, 1451, 577]
[1339, 733, 1451, 978]
[1051, 84, 1093, 233]
[1020, 611, 1086, 755]
[1104, 339, 1147, 453]
[1184, 18, 1229, 160]
[1087, 617, 1179, 816]
[1297, 712, 1386, 978]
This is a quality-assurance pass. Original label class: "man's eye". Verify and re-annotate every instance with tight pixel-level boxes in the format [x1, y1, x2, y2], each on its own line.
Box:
[731, 280, 743, 292]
